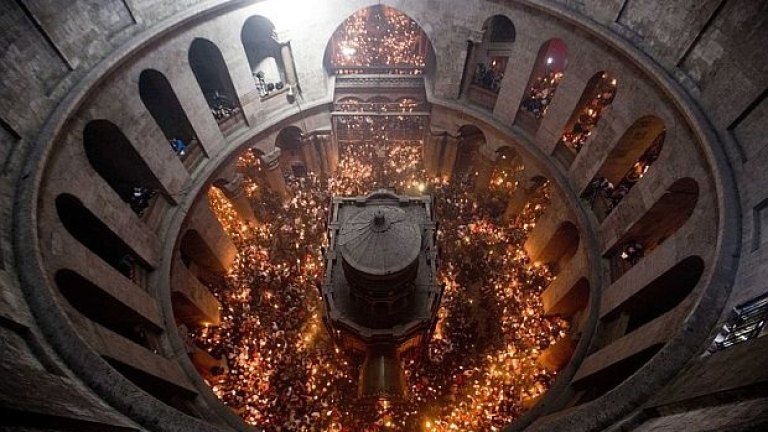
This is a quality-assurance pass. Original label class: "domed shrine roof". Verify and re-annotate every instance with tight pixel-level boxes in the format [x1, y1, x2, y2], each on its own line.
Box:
[338, 206, 422, 276]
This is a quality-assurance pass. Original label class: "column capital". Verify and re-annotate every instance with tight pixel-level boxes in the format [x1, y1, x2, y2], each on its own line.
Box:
[261, 148, 282, 169]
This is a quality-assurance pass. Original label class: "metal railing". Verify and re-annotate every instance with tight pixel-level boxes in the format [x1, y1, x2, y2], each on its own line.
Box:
[709, 293, 768, 352]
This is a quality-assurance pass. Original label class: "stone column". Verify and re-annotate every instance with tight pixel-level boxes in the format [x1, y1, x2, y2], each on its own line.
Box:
[261, 148, 291, 203]
[300, 134, 321, 175]
[473, 146, 497, 194]
[503, 174, 542, 220]
[438, 134, 460, 181]
[280, 42, 298, 87]
[325, 132, 339, 175]
[459, 39, 481, 99]
[313, 133, 331, 176]
[423, 132, 441, 177]
[217, 167, 257, 224]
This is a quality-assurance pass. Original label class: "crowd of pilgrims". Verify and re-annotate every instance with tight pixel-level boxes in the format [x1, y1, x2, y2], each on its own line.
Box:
[519, 71, 564, 119]
[193, 140, 568, 431]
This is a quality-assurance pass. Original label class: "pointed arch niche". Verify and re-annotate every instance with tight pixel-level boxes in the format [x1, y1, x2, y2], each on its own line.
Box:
[464, 15, 516, 111]
[139, 69, 204, 170]
[83, 120, 167, 220]
[552, 71, 618, 167]
[515, 39, 568, 133]
[582, 115, 666, 221]
[188, 38, 245, 134]
[241, 15, 294, 98]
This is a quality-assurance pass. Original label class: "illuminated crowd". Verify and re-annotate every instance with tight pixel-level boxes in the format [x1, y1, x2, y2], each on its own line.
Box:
[330, 5, 427, 74]
[520, 71, 564, 119]
[558, 74, 617, 153]
[195, 139, 568, 431]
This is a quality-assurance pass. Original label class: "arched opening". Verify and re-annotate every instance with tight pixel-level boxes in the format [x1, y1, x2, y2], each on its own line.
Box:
[179, 229, 229, 276]
[553, 71, 618, 167]
[582, 115, 666, 221]
[573, 343, 664, 404]
[516, 38, 568, 130]
[618, 256, 704, 333]
[138, 69, 202, 168]
[83, 120, 164, 218]
[452, 125, 485, 185]
[55, 194, 149, 285]
[241, 15, 286, 97]
[465, 15, 516, 110]
[580, 256, 705, 403]
[276, 126, 308, 178]
[545, 277, 590, 319]
[324, 5, 435, 76]
[188, 38, 244, 133]
[606, 178, 699, 281]
[55, 269, 161, 348]
[535, 221, 579, 275]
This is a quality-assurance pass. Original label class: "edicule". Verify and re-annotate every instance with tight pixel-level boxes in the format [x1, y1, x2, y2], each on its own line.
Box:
[320, 190, 442, 401]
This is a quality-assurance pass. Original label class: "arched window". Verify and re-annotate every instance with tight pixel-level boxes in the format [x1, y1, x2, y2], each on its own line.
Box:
[179, 229, 228, 275]
[606, 178, 699, 281]
[138, 69, 200, 165]
[324, 5, 434, 75]
[188, 38, 244, 131]
[553, 71, 618, 166]
[55, 269, 160, 347]
[276, 126, 307, 178]
[578, 256, 704, 403]
[619, 256, 704, 333]
[241, 15, 285, 97]
[56, 194, 148, 283]
[516, 39, 568, 130]
[465, 15, 515, 110]
[83, 120, 164, 218]
[582, 116, 665, 221]
[535, 221, 580, 275]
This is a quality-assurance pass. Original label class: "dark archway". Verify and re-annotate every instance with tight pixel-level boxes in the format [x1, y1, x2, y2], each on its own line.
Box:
[83, 120, 164, 217]
[189, 38, 243, 129]
[55, 269, 161, 347]
[537, 221, 580, 275]
[55, 194, 148, 279]
[607, 178, 699, 281]
[138, 69, 199, 162]
[275, 126, 307, 177]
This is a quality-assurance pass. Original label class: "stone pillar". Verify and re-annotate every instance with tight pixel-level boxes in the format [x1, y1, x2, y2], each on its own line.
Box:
[503, 174, 542, 220]
[325, 132, 339, 174]
[217, 167, 257, 224]
[280, 42, 298, 87]
[473, 146, 497, 194]
[261, 148, 291, 203]
[459, 39, 481, 99]
[300, 134, 321, 175]
[313, 133, 332, 176]
[438, 134, 460, 181]
[423, 132, 441, 177]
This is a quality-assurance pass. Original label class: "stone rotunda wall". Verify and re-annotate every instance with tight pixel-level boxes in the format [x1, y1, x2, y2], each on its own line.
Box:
[1, 1, 766, 432]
